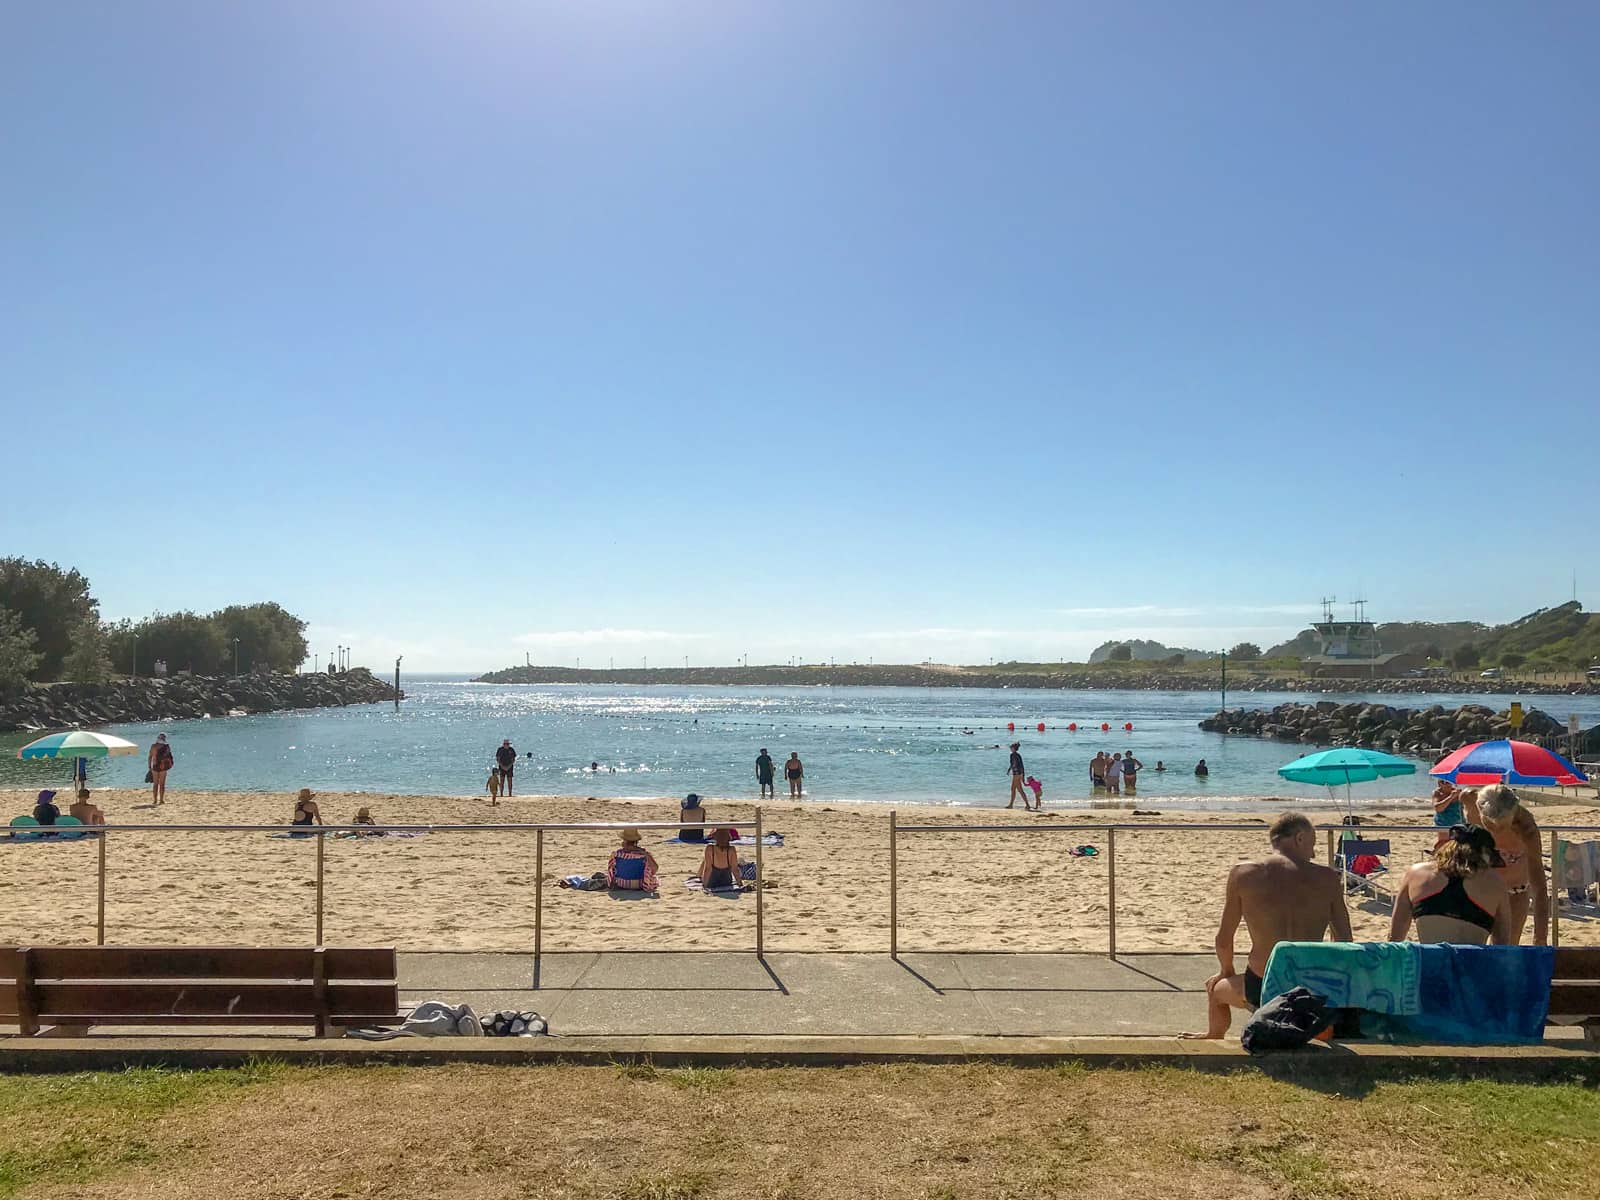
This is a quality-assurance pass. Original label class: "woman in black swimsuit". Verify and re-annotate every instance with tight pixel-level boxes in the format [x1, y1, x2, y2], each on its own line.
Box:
[785, 752, 804, 798]
[1389, 824, 1514, 945]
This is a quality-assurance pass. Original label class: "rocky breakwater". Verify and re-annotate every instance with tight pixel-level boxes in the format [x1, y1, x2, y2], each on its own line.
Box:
[0, 667, 402, 733]
[1199, 700, 1569, 757]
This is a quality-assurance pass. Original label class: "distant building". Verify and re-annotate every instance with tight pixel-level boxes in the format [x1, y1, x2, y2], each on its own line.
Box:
[1300, 613, 1423, 678]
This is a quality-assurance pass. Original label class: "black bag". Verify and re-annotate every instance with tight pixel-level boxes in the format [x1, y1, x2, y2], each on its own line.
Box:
[144, 770, 154, 784]
[1240, 985, 1330, 1055]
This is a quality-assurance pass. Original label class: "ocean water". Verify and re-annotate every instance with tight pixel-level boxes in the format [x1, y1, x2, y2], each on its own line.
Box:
[3, 679, 1596, 811]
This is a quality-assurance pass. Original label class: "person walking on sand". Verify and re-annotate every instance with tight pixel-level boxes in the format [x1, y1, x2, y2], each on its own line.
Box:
[495, 739, 517, 797]
[755, 748, 776, 798]
[785, 752, 805, 797]
[1184, 813, 1351, 1039]
[1005, 743, 1032, 810]
[486, 763, 502, 805]
[147, 734, 174, 806]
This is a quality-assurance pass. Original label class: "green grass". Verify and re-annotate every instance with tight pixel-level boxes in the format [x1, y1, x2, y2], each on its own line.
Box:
[0, 1062, 291, 1197]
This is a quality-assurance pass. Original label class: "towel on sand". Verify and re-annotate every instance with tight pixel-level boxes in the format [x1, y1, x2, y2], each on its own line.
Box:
[1556, 839, 1600, 890]
[1262, 942, 1554, 1044]
[662, 832, 784, 846]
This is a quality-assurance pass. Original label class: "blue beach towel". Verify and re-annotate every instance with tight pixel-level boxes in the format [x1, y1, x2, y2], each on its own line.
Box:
[1262, 941, 1554, 1044]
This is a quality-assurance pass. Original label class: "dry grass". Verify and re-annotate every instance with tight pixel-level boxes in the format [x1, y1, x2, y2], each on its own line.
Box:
[6, 1063, 1600, 1200]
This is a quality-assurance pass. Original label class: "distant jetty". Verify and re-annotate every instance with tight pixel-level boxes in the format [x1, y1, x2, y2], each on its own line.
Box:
[1198, 701, 1590, 757]
[0, 667, 401, 733]
[475, 663, 1599, 695]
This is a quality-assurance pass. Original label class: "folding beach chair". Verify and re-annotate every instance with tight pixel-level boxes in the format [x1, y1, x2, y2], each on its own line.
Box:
[1336, 819, 1391, 898]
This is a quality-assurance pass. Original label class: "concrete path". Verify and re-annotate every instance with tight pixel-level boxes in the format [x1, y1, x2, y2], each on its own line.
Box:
[398, 951, 1216, 1037]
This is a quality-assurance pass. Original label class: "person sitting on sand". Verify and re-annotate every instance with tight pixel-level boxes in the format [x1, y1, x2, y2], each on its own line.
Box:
[1389, 824, 1514, 946]
[699, 827, 743, 889]
[352, 805, 377, 827]
[486, 765, 502, 805]
[679, 794, 708, 842]
[1184, 813, 1351, 1039]
[32, 790, 60, 827]
[607, 828, 659, 891]
[292, 788, 322, 827]
[70, 788, 105, 827]
[1462, 783, 1548, 945]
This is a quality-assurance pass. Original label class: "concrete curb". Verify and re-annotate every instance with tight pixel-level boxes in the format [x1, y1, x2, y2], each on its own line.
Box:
[1, 1036, 1596, 1081]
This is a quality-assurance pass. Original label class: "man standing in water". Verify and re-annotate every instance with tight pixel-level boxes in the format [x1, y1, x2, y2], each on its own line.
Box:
[755, 748, 775, 798]
[495, 739, 517, 797]
[1185, 813, 1352, 1039]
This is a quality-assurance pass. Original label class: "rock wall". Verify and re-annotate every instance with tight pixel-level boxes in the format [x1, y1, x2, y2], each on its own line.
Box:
[1198, 701, 1575, 756]
[0, 668, 402, 733]
[479, 664, 1600, 695]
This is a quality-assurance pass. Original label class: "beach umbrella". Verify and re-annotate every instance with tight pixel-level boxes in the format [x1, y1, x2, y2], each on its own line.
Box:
[1278, 747, 1418, 813]
[17, 730, 141, 788]
[1429, 739, 1589, 788]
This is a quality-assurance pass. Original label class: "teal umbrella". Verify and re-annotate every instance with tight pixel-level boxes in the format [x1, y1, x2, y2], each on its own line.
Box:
[1278, 747, 1417, 813]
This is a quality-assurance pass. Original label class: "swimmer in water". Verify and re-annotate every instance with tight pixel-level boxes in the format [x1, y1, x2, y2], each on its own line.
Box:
[1154, 761, 1166, 772]
[591, 761, 600, 772]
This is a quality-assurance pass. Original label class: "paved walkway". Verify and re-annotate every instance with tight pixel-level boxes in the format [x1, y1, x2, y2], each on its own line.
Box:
[397, 951, 1215, 1037]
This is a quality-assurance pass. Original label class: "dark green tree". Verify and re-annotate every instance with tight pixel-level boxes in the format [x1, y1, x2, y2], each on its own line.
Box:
[0, 558, 98, 680]
[1452, 642, 1481, 669]
[1500, 652, 1526, 670]
[211, 602, 309, 673]
[1228, 642, 1262, 661]
[0, 607, 43, 690]
[1108, 644, 1133, 662]
[131, 612, 228, 675]
[61, 618, 113, 683]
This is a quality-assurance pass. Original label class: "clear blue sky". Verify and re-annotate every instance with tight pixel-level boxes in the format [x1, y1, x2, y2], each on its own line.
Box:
[4, 2, 1596, 671]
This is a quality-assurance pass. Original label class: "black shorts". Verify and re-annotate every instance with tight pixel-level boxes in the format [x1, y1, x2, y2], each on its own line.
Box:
[1244, 968, 1263, 1008]
[498, 765, 514, 778]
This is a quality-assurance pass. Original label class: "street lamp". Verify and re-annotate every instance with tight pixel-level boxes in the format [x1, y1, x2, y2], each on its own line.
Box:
[232, 638, 241, 676]
[131, 634, 139, 680]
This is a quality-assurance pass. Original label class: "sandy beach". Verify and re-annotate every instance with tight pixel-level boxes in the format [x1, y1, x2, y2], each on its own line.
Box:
[3, 788, 1598, 955]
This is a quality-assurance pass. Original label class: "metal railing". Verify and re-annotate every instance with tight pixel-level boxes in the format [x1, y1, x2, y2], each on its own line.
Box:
[887, 814, 1600, 958]
[60, 816, 765, 978]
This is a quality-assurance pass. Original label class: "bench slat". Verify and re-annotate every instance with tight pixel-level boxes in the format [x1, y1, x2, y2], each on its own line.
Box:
[1547, 981, 1600, 1016]
[26, 947, 395, 981]
[33, 981, 397, 1019]
[1553, 947, 1600, 981]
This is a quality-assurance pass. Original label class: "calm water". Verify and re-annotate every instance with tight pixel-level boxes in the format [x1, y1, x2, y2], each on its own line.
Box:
[4, 679, 1596, 811]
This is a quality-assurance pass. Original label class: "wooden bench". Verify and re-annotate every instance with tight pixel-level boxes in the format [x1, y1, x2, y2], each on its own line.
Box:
[1550, 946, 1600, 1045]
[0, 946, 399, 1038]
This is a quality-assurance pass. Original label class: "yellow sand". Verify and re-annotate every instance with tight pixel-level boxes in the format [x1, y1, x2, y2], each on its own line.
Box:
[2, 788, 1596, 954]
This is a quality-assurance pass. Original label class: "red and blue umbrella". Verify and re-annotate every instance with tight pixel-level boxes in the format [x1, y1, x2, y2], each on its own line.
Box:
[1429, 739, 1589, 787]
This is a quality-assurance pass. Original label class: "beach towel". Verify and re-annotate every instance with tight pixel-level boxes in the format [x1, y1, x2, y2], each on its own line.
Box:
[1262, 942, 1554, 1044]
[1556, 839, 1600, 891]
[483, 1010, 548, 1037]
[559, 872, 609, 891]
[685, 876, 750, 894]
[1069, 845, 1099, 857]
[1261, 941, 1420, 1017]
[662, 832, 784, 847]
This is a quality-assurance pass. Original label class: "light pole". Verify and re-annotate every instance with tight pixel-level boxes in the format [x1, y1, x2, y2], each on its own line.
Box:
[131, 634, 139, 680]
[232, 638, 241, 676]
[394, 656, 402, 711]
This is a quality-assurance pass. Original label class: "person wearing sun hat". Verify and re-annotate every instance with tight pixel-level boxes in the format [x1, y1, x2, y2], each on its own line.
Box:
[291, 788, 322, 828]
[606, 827, 658, 891]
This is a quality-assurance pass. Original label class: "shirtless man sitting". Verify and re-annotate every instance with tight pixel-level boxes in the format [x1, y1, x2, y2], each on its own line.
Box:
[1184, 812, 1352, 1039]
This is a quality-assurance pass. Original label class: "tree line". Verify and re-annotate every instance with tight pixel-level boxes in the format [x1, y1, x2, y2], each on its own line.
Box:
[0, 558, 309, 689]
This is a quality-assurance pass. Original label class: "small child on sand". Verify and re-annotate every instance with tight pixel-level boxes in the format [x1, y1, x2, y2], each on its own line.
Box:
[1025, 776, 1044, 807]
[486, 765, 502, 805]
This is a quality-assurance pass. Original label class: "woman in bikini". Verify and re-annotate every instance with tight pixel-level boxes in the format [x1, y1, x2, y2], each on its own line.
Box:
[1462, 783, 1549, 945]
[1389, 823, 1515, 945]
[698, 827, 743, 889]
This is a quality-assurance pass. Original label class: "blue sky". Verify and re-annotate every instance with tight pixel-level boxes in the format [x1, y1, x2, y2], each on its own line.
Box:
[4, 2, 1596, 671]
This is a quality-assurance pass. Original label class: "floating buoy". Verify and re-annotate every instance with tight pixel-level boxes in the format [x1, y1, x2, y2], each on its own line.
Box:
[1007, 722, 1015, 732]
[1124, 722, 1133, 732]
[1037, 722, 1046, 732]
[1068, 722, 1078, 731]
[1101, 722, 1110, 732]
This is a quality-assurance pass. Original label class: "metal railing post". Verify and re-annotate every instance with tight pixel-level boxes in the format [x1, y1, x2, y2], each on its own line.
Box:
[755, 809, 765, 959]
[889, 810, 898, 958]
[1551, 827, 1561, 949]
[96, 830, 107, 945]
[534, 828, 544, 986]
[1107, 827, 1117, 959]
[1326, 829, 1336, 868]
[315, 831, 325, 945]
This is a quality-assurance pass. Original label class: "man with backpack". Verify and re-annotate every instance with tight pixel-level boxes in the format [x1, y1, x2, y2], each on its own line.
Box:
[495, 739, 518, 797]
